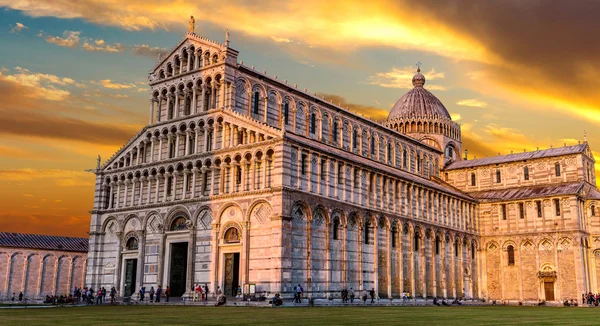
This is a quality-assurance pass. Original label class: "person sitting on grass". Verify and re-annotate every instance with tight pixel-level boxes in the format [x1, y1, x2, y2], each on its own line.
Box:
[273, 293, 283, 306]
[442, 299, 450, 306]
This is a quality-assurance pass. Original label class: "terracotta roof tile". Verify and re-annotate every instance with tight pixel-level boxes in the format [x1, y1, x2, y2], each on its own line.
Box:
[0, 232, 88, 252]
[468, 182, 584, 202]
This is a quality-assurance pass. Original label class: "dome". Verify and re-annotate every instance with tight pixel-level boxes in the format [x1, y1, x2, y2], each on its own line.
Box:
[386, 69, 450, 120]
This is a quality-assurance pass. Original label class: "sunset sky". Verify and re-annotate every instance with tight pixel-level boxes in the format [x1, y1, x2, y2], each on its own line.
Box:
[1, 1, 599, 237]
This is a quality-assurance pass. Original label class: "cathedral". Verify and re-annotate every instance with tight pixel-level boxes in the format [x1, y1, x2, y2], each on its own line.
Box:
[85, 28, 600, 303]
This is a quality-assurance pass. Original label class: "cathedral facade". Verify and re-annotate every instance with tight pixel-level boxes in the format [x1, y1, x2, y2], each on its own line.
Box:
[85, 31, 600, 302]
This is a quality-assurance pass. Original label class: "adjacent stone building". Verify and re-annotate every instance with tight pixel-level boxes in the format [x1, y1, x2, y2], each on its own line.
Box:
[85, 28, 600, 303]
[0, 232, 88, 299]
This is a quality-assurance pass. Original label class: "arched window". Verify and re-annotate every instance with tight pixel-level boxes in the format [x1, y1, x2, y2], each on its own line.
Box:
[310, 113, 316, 134]
[364, 221, 372, 244]
[126, 237, 138, 250]
[435, 236, 441, 255]
[224, 227, 240, 243]
[333, 217, 340, 240]
[507, 245, 515, 265]
[414, 233, 419, 251]
[170, 216, 188, 231]
[403, 149, 408, 168]
[454, 241, 459, 257]
[283, 102, 289, 125]
[496, 169, 501, 183]
[370, 136, 375, 155]
[471, 172, 476, 186]
[332, 121, 339, 143]
[352, 130, 358, 149]
[471, 242, 475, 259]
[523, 166, 529, 180]
[252, 91, 259, 114]
[445, 145, 453, 159]
[391, 226, 397, 248]
[592, 205, 596, 216]
[555, 162, 561, 177]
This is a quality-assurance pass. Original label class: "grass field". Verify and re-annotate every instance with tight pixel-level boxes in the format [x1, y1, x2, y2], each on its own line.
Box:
[0, 305, 598, 325]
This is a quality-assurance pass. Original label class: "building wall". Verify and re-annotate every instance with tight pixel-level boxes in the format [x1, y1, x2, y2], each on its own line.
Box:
[446, 153, 594, 193]
[0, 247, 86, 299]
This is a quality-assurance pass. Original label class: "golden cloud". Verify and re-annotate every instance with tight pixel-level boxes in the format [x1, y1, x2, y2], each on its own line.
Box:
[94, 79, 137, 89]
[365, 66, 446, 90]
[10, 22, 27, 33]
[457, 99, 488, 108]
[43, 30, 80, 48]
[82, 40, 125, 52]
[0, 67, 71, 101]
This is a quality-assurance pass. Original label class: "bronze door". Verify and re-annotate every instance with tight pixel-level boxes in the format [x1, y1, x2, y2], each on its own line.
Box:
[544, 282, 554, 301]
[124, 259, 137, 297]
[169, 242, 188, 297]
[224, 253, 240, 297]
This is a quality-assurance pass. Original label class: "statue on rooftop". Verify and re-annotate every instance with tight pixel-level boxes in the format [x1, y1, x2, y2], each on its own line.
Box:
[189, 16, 195, 33]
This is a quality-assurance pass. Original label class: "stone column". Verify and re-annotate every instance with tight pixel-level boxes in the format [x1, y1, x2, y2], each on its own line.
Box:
[163, 172, 170, 202]
[210, 223, 220, 297]
[192, 87, 198, 114]
[157, 231, 166, 288]
[172, 172, 178, 201]
[150, 137, 156, 163]
[212, 124, 218, 151]
[210, 167, 217, 196]
[155, 175, 162, 203]
[432, 235, 437, 297]
[191, 168, 198, 198]
[174, 91, 180, 118]
[387, 225, 392, 299]
[175, 132, 181, 158]
[129, 178, 136, 207]
[146, 176, 153, 204]
[138, 177, 144, 205]
[114, 232, 123, 295]
[149, 98, 155, 125]
[136, 231, 146, 294]
[108, 183, 114, 209]
[194, 127, 201, 153]
[200, 85, 206, 112]
[183, 170, 189, 199]
[158, 135, 164, 161]
[186, 227, 196, 297]
[184, 131, 191, 156]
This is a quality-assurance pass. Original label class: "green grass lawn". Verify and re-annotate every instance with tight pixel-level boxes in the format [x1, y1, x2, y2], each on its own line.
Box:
[0, 305, 598, 325]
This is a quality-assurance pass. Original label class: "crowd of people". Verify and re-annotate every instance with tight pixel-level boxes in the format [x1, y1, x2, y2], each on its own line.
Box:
[137, 285, 169, 303]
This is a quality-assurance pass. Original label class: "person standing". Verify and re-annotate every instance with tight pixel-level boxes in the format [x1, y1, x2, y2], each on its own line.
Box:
[203, 284, 208, 305]
[296, 284, 303, 303]
[18, 291, 23, 301]
[11, 292, 15, 301]
[369, 288, 375, 304]
[102, 287, 106, 303]
[349, 288, 355, 304]
[96, 288, 102, 304]
[361, 289, 368, 304]
[110, 287, 116, 305]
[150, 286, 155, 303]
[155, 285, 162, 303]
[165, 286, 170, 302]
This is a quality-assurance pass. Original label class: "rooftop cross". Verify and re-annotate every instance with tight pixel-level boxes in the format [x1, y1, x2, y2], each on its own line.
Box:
[416, 61, 422, 73]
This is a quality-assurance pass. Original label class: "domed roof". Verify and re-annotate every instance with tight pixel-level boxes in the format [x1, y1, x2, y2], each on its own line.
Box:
[387, 69, 451, 120]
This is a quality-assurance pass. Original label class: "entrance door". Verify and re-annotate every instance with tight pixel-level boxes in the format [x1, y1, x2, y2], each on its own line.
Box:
[124, 259, 137, 297]
[224, 253, 240, 297]
[544, 282, 555, 301]
[169, 242, 188, 297]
